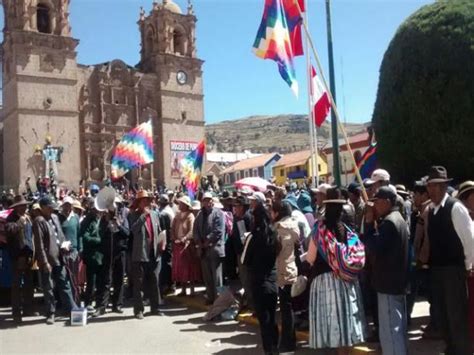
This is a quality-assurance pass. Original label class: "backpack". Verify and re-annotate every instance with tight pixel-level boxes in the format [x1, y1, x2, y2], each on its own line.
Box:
[316, 222, 365, 282]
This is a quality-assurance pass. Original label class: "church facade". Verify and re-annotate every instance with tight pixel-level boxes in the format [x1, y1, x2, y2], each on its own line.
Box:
[0, 0, 205, 191]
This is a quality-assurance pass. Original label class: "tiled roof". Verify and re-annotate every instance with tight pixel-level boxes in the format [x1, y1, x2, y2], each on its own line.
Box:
[222, 153, 279, 174]
[273, 150, 312, 168]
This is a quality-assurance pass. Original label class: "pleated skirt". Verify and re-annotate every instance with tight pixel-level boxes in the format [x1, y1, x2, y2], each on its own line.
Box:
[309, 271, 366, 349]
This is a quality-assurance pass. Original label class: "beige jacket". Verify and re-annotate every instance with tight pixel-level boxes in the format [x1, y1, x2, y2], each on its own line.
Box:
[414, 200, 432, 265]
[275, 216, 300, 287]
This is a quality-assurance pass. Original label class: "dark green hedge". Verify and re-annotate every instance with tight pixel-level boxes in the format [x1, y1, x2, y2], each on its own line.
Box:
[372, 0, 474, 184]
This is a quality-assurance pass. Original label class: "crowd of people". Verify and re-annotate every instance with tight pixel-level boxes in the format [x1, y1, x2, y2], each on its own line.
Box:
[2, 165, 474, 355]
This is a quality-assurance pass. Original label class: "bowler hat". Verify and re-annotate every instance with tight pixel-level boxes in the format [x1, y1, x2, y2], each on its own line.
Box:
[426, 166, 452, 184]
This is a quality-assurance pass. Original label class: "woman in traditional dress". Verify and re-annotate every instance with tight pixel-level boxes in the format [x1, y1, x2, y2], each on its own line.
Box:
[171, 196, 201, 296]
[306, 187, 366, 354]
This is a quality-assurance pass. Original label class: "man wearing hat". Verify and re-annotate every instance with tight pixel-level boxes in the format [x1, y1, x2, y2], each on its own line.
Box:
[230, 195, 253, 309]
[158, 194, 175, 296]
[59, 196, 81, 303]
[129, 190, 166, 319]
[193, 192, 226, 305]
[364, 186, 410, 355]
[348, 182, 366, 233]
[80, 199, 104, 312]
[458, 180, 474, 220]
[425, 166, 474, 355]
[33, 196, 77, 324]
[5, 195, 36, 322]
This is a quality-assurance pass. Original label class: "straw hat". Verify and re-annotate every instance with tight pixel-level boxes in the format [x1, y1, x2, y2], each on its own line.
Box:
[72, 200, 85, 211]
[458, 181, 474, 200]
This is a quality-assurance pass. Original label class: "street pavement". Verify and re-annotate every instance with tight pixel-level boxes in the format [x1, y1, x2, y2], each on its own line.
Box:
[0, 292, 444, 355]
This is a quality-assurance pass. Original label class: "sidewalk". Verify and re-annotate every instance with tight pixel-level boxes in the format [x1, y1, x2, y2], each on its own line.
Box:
[169, 292, 444, 355]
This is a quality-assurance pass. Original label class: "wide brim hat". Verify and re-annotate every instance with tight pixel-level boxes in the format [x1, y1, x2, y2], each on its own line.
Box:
[72, 200, 85, 211]
[426, 166, 453, 183]
[458, 181, 474, 200]
[395, 184, 409, 196]
[177, 195, 192, 209]
[130, 190, 153, 209]
[323, 187, 346, 204]
[10, 195, 31, 209]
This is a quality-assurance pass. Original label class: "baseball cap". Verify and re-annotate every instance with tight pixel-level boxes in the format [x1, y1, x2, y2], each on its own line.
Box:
[202, 192, 213, 200]
[61, 196, 74, 206]
[347, 182, 362, 194]
[314, 183, 332, 195]
[248, 192, 266, 204]
[39, 196, 59, 210]
[366, 169, 390, 184]
[371, 186, 397, 203]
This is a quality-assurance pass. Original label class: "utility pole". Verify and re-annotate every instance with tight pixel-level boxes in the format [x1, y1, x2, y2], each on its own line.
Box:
[325, 0, 341, 186]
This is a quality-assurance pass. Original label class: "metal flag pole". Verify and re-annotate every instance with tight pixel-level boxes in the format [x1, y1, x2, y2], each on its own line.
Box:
[294, 0, 368, 201]
[325, 0, 341, 187]
[303, 0, 317, 188]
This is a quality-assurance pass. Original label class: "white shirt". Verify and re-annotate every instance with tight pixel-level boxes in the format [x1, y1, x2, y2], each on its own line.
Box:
[433, 194, 474, 270]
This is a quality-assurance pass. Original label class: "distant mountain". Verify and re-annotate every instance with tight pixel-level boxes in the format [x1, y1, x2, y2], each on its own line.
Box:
[205, 114, 370, 154]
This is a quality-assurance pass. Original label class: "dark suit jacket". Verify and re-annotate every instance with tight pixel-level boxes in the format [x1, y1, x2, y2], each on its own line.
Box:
[129, 210, 163, 263]
[33, 214, 65, 268]
[193, 207, 226, 258]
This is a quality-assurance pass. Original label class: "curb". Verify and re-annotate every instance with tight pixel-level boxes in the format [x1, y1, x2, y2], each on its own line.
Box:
[169, 294, 379, 354]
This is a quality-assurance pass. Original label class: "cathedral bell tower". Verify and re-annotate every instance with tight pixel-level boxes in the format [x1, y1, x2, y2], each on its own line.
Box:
[1, 0, 81, 189]
[137, 0, 205, 187]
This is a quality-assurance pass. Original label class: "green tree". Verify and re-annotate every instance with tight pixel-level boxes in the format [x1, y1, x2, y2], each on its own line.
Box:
[372, 0, 474, 184]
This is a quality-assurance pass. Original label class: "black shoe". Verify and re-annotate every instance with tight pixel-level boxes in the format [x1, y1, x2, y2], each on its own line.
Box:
[111, 306, 124, 314]
[92, 308, 106, 317]
[23, 311, 40, 317]
[46, 314, 55, 325]
[149, 310, 164, 316]
[135, 312, 144, 320]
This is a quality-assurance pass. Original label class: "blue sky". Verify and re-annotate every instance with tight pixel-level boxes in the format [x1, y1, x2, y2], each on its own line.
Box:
[2, 0, 433, 123]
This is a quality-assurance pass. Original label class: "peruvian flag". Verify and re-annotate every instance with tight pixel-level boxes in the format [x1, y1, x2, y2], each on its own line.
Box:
[310, 66, 331, 127]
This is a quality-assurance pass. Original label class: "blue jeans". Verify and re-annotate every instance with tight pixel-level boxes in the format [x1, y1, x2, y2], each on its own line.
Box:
[377, 293, 408, 355]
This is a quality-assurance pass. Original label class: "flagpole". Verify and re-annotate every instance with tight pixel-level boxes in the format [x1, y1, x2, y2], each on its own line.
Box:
[149, 117, 155, 193]
[294, 0, 368, 201]
[303, 0, 318, 188]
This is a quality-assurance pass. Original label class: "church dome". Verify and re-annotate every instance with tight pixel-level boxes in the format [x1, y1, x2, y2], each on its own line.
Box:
[163, 0, 182, 14]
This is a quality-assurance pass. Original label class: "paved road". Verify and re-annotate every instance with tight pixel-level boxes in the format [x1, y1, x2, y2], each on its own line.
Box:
[0, 297, 444, 354]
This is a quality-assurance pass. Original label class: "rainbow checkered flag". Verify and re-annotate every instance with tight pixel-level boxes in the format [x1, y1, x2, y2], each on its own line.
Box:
[181, 141, 205, 200]
[111, 121, 154, 180]
[253, 0, 305, 96]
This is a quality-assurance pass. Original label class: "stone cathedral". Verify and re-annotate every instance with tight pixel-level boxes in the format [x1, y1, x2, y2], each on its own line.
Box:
[0, 0, 205, 190]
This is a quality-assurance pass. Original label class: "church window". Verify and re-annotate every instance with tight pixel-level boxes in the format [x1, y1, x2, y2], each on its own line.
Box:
[173, 29, 186, 55]
[146, 27, 155, 56]
[37, 4, 52, 34]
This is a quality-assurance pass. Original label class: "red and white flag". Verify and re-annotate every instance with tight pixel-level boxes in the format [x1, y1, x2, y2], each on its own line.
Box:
[310, 66, 331, 127]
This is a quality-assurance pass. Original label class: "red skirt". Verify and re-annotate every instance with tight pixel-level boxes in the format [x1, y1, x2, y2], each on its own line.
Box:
[172, 242, 202, 283]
